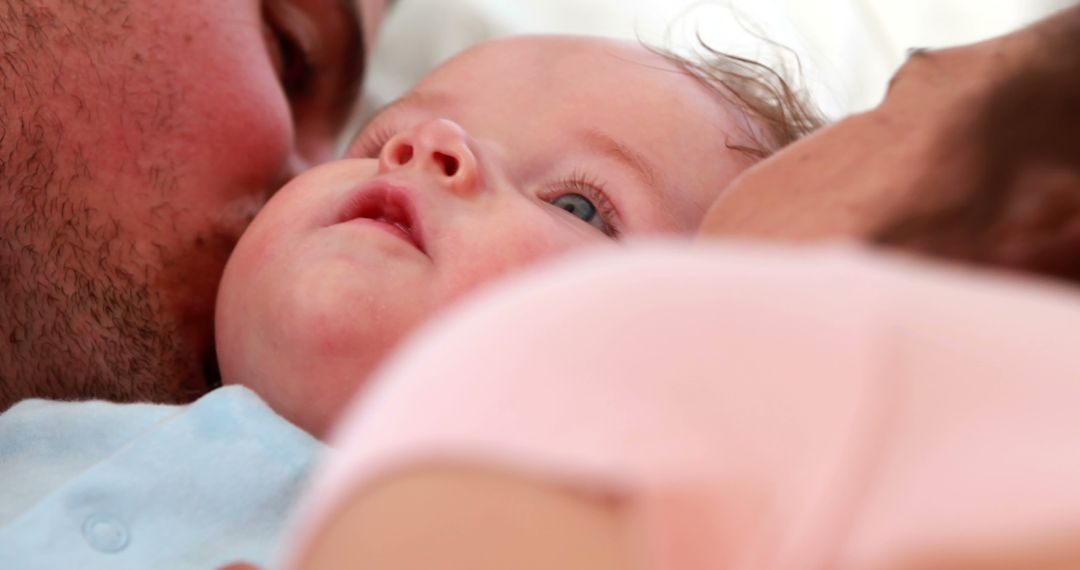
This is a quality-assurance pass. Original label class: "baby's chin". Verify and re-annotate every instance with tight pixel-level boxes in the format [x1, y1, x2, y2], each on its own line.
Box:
[219, 309, 424, 437]
[226, 353, 382, 438]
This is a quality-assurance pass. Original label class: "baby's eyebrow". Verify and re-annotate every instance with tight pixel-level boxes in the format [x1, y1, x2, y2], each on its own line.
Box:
[579, 129, 661, 191]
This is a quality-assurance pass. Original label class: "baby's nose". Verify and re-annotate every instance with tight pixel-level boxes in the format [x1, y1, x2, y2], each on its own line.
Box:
[377, 119, 482, 197]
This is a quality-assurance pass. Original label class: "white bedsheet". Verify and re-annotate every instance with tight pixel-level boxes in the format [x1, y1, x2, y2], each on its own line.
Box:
[360, 0, 1073, 121]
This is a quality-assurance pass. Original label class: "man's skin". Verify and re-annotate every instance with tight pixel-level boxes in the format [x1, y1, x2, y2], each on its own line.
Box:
[699, 4, 1079, 243]
[0, 0, 385, 409]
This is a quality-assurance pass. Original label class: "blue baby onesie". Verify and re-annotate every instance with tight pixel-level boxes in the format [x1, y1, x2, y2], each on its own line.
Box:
[0, 386, 323, 569]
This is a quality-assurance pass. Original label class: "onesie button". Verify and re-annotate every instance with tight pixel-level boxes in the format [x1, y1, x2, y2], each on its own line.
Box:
[82, 514, 130, 553]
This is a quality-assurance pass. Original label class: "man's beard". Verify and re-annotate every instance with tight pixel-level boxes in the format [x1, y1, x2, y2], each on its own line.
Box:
[0, 155, 203, 411]
[0, 0, 215, 410]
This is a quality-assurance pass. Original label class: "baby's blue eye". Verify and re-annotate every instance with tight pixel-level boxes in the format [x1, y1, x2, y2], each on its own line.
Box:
[552, 193, 598, 224]
[546, 173, 619, 238]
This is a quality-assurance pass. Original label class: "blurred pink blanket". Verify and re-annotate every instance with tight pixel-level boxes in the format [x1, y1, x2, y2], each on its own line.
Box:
[288, 243, 1080, 569]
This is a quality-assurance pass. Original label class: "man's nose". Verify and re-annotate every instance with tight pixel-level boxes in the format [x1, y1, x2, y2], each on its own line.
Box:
[377, 119, 482, 197]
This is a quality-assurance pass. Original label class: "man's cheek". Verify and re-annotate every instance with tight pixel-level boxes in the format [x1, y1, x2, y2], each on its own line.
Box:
[156, 11, 296, 196]
[182, 70, 294, 195]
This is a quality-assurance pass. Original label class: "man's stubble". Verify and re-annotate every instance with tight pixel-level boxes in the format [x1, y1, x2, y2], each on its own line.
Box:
[0, 0, 211, 409]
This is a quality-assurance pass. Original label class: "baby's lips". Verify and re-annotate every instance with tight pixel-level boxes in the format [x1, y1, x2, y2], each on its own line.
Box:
[336, 179, 427, 254]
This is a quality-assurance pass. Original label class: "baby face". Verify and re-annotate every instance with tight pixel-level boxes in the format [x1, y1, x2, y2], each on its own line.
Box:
[216, 35, 756, 435]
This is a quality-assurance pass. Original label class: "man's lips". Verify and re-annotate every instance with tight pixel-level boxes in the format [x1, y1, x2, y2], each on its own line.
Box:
[336, 181, 426, 254]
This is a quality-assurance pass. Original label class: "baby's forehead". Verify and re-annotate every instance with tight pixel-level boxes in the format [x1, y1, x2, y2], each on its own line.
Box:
[475, 34, 651, 57]
[413, 34, 745, 140]
[437, 34, 682, 80]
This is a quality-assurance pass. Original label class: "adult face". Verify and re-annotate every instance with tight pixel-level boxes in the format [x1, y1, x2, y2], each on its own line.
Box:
[217, 36, 752, 435]
[0, 0, 384, 408]
[699, 6, 1073, 241]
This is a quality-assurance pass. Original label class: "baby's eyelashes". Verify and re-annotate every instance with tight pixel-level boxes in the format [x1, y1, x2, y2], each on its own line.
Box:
[544, 172, 621, 238]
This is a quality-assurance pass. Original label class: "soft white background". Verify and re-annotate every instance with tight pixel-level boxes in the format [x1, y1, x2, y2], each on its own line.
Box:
[361, 0, 1074, 121]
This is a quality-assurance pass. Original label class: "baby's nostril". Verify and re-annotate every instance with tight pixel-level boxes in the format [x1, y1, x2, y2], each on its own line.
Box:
[433, 152, 459, 177]
[394, 143, 414, 165]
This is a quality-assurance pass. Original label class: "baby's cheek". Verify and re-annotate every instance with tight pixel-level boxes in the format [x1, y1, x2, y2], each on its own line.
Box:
[443, 228, 603, 302]
[493, 221, 611, 273]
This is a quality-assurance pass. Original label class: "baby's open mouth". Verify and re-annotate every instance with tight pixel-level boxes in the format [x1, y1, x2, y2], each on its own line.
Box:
[337, 182, 426, 254]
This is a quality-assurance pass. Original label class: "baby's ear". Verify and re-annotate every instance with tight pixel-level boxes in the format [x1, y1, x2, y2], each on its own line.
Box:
[218, 563, 261, 570]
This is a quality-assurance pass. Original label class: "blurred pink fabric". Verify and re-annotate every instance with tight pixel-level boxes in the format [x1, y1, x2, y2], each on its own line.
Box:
[286, 242, 1080, 570]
